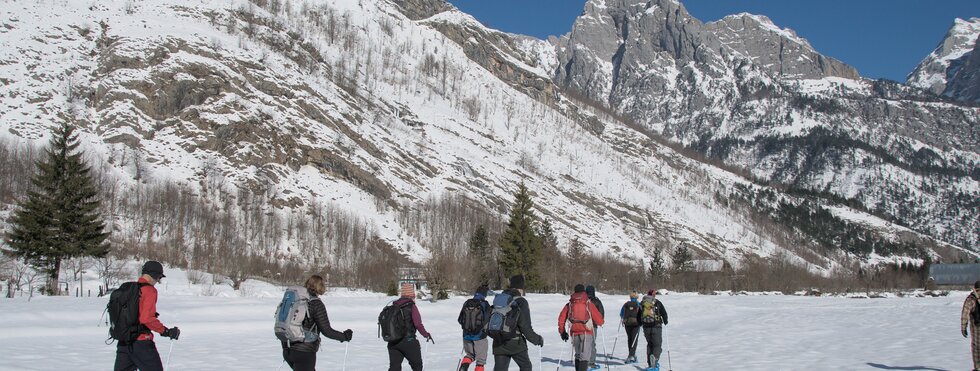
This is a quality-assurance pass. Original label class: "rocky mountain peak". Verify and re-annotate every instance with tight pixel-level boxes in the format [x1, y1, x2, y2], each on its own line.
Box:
[706, 12, 859, 80]
[907, 17, 980, 96]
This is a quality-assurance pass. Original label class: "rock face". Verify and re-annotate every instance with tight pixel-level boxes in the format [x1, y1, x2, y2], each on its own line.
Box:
[705, 13, 859, 80]
[944, 36, 980, 103]
[907, 17, 980, 98]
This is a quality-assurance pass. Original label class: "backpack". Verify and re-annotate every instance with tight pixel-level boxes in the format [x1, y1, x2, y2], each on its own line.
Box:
[378, 301, 414, 342]
[972, 296, 980, 324]
[565, 295, 594, 331]
[274, 286, 320, 344]
[461, 298, 487, 335]
[622, 301, 640, 326]
[107, 282, 148, 343]
[486, 292, 521, 341]
[640, 298, 663, 325]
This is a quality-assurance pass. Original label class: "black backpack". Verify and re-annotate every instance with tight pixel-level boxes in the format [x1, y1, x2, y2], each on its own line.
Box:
[461, 298, 487, 334]
[378, 301, 414, 342]
[107, 282, 148, 343]
[622, 301, 640, 326]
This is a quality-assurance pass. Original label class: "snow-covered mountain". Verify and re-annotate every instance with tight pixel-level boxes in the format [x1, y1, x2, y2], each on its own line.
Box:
[907, 17, 980, 102]
[0, 0, 976, 274]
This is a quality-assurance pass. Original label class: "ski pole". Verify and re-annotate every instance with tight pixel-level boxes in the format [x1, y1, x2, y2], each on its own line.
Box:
[600, 328, 610, 371]
[556, 334, 567, 371]
[665, 327, 673, 371]
[538, 344, 543, 371]
[276, 360, 285, 371]
[166, 339, 175, 370]
[342, 341, 350, 371]
[455, 347, 464, 371]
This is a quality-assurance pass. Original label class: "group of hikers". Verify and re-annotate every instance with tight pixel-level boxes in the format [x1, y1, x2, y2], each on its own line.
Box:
[108, 261, 980, 371]
[108, 261, 669, 371]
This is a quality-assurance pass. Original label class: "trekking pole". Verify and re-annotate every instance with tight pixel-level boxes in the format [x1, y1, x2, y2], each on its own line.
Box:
[600, 328, 610, 371]
[555, 335, 567, 371]
[665, 327, 673, 371]
[166, 339, 175, 370]
[342, 341, 350, 371]
[538, 344, 543, 371]
[455, 348, 464, 371]
[608, 322, 622, 366]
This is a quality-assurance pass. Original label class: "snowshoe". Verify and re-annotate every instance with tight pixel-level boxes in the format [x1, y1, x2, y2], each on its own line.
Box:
[588, 363, 601, 371]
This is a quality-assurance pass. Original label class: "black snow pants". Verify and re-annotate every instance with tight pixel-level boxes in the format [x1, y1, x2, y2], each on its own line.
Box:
[388, 337, 423, 371]
[114, 340, 163, 371]
[625, 325, 640, 359]
[643, 326, 663, 367]
[282, 348, 317, 371]
[493, 351, 533, 371]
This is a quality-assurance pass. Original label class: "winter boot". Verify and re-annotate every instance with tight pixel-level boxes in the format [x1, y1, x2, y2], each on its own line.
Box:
[459, 357, 473, 371]
[575, 360, 589, 371]
[474, 365, 484, 371]
[588, 363, 600, 371]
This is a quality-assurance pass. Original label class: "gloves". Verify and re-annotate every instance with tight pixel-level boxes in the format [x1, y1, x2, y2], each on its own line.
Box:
[532, 336, 544, 347]
[560, 332, 569, 342]
[161, 327, 180, 340]
[425, 335, 435, 344]
[343, 329, 353, 342]
[965, 329, 970, 338]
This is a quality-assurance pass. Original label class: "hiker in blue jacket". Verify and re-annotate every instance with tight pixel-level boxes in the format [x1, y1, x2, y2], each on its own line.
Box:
[457, 284, 491, 371]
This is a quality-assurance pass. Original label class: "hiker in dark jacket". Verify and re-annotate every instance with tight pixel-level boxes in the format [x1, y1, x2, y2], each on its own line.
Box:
[388, 282, 433, 371]
[114, 261, 180, 371]
[585, 285, 604, 370]
[619, 291, 642, 364]
[640, 290, 669, 371]
[492, 275, 544, 371]
[458, 284, 491, 371]
[281, 275, 353, 371]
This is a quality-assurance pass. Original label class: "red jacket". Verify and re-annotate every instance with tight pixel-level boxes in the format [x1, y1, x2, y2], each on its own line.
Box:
[558, 292, 604, 336]
[136, 277, 167, 341]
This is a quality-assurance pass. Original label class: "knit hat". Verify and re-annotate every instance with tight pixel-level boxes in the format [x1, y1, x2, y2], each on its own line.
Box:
[141, 261, 166, 280]
[629, 291, 639, 299]
[585, 285, 596, 298]
[401, 282, 416, 299]
[648, 289, 657, 296]
[476, 284, 489, 296]
[573, 284, 586, 293]
[509, 275, 525, 290]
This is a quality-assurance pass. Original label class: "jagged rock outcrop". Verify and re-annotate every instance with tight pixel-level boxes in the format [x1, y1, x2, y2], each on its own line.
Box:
[706, 13, 859, 80]
[907, 17, 980, 98]
[944, 36, 980, 103]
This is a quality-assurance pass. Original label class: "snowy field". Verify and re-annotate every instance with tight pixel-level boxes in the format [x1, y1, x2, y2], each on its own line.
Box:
[0, 269, 971, 370]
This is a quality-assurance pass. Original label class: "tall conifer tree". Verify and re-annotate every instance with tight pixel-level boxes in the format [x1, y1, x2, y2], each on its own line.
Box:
[498, 182, 543, 290]
[6, 124, 110, 295]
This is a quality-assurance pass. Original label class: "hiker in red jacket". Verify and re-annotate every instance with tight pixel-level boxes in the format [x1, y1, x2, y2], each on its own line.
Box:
[558, 284, 605, 371]
[113, 261, 180, 371]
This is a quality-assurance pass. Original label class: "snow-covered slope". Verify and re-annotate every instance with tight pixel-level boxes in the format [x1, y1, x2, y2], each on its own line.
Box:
[907, 17, 980, 98]
[0, 0, 974, 275]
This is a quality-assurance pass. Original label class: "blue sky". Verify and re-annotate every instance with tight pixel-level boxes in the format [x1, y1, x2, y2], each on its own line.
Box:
[446, 0, 980, 81]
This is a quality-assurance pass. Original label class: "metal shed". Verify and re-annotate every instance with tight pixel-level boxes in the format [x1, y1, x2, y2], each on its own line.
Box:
[929, 264, 980, 286]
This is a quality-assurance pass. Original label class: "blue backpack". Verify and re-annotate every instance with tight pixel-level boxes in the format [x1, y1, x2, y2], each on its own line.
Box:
[486, 293, 520, 340]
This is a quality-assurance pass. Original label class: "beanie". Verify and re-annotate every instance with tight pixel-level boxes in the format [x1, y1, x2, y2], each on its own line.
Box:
[401, 282, 416, 299]
[509, 275, 525, 290]
[648, 289, 657, 296]
[574, 284, 586, 293]
[585, 285, 596, 298]
[476, 284, 489, 296]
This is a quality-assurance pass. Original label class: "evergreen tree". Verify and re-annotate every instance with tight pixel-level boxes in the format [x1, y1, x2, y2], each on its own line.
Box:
[498, 182, 543, 290]
[6, 123, 110, 295]
[648, 247, 667, 279]
[468, 224, 491, 285]
[670, 244, 693, 273]
[537, 219, 562, 292]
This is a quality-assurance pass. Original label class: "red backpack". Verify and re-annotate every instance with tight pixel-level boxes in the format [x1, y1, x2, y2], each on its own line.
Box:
[566, 294, 594, 330]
